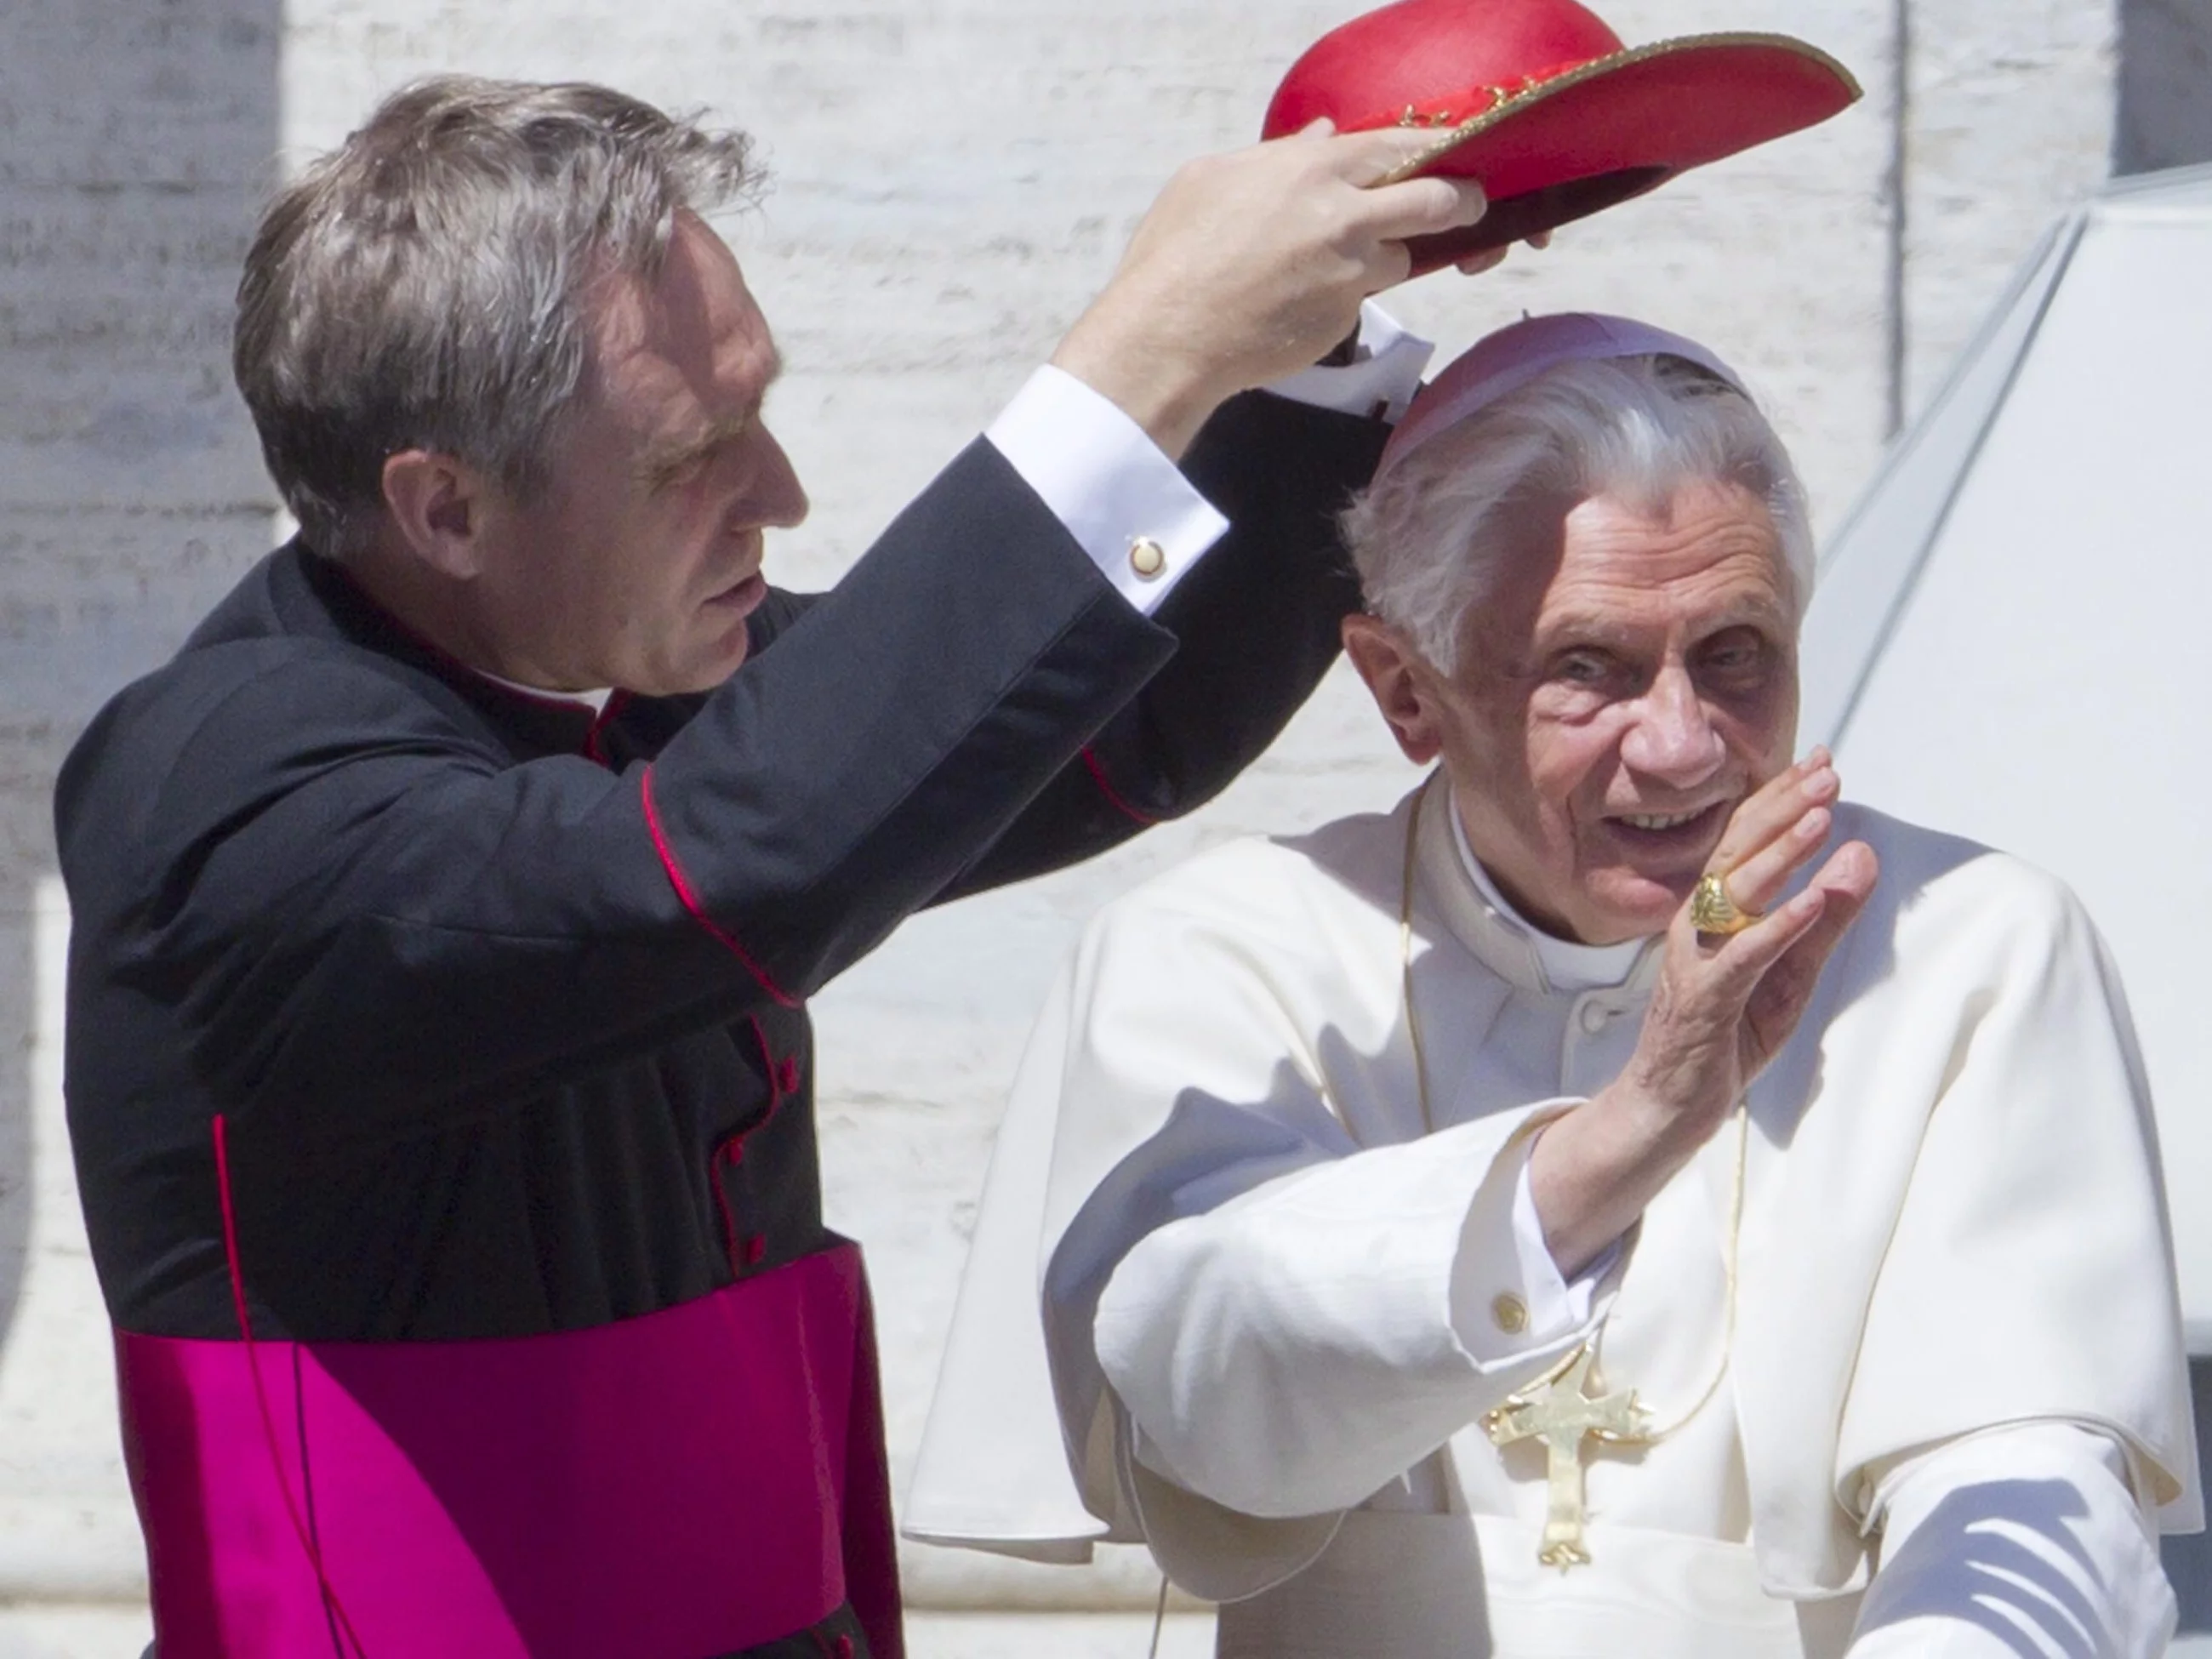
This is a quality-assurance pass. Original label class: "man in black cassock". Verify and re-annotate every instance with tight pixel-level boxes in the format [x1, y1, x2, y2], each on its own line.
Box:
[53, 76, 1484, 1659]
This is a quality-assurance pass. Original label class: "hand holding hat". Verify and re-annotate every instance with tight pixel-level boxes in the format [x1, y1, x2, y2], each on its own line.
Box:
[1041, 0, 1858, 461]
[1267, 0, 1862, 273]
[1051, 123, 1491, 458]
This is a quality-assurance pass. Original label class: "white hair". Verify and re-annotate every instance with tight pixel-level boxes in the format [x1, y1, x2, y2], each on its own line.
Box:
[1340, 355, 1814, 674]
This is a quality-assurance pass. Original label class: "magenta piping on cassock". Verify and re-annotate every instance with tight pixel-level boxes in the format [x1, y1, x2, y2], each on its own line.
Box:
[114, 1240, 903, 1657]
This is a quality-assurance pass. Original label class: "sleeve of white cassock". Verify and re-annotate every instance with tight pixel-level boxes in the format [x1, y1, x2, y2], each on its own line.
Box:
[1036, 889, 1610, 1599]
[1827, 868, 2198, 1530]
[1847, 1422, 2176, 1657]
[1099, 1118, 1609, 1516]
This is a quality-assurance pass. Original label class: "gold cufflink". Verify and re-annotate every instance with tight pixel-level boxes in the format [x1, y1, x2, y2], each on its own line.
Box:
[1491, 1292, 1529, 1335]
[1128, 537, 1167, 580]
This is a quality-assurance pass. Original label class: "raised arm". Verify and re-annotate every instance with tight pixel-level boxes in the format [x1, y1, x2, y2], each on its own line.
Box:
[941, 388, 1388, 898]
[59, 442, 1163, 1152]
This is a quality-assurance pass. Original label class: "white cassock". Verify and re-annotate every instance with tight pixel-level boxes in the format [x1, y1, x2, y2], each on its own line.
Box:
[907, 782, 2203, 1657]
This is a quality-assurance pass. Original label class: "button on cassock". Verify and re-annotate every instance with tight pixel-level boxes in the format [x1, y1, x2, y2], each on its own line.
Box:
[1128, 537, 1168, 580]
[1491, 1291, 1530, 1335]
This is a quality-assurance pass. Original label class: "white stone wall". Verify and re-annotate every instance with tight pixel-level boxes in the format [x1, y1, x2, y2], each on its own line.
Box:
[0, 0, 2192, 1641]
[1900, 0, 2119, 418]
[0, 4, 283, 1643]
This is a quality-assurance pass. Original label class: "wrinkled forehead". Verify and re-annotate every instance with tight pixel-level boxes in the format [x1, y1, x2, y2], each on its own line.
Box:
[580, 214, 782, 428]
[1477, 480, 1800, 653]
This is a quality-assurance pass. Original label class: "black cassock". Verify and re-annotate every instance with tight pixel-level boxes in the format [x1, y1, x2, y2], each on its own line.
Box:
[56, 394, 1385, 1659]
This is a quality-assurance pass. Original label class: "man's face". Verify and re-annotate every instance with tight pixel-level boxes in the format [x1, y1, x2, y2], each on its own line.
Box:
[478, 211, 808, 694]
[1421, 481, 1799, 944]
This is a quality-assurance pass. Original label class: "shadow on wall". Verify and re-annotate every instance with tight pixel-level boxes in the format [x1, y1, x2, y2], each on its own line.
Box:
[2118, 0, 2212, 174]
[0, 0, 282, 1348]
[2164, 1360, 2212, 1634]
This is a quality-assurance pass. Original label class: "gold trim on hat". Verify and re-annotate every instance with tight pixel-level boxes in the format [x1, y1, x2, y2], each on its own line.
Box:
[1373, 31, 1863, 188]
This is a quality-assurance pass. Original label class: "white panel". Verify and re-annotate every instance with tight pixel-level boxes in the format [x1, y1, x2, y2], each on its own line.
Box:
[1800, 214, 2083, 748]
[1831, 204, 2212, 1325]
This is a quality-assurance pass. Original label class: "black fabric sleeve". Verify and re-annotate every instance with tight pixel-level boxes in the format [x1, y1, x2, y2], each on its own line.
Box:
[937, 388, 1385, 897]
[58, 442, 1172, 1150]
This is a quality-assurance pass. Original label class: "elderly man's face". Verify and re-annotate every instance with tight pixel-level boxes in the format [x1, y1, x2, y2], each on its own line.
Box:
[476, 211, 810, 694]
[1351, 480, 1799, 944]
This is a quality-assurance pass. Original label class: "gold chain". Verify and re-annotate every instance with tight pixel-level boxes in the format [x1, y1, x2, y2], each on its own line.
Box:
[1399, 775, 1746, 1445]
[1398, 780, 1442, 1137]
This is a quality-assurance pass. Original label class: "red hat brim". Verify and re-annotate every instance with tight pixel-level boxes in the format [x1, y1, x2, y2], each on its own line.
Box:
[1364, 33, 1861, 271]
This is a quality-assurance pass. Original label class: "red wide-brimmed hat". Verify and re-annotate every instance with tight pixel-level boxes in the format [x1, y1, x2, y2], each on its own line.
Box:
[1264, 0, 1861, 271]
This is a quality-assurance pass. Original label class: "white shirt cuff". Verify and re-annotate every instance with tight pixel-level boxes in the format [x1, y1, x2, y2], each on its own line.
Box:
[1451, 1108, 1611, 1364]
[984, 366, 1229, 615]
[1508, 1153, 1618, 1335]
[1263, 301, 1435, 424]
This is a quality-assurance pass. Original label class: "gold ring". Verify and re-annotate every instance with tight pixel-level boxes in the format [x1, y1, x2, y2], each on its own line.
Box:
[1690, 871, 1759, 937]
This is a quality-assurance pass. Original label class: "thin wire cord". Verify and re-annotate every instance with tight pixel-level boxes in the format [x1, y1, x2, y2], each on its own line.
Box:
[212, 1115, 371, 1656]
[1399, 777, 1439, 1136]
[1601, 1097, 1746, 1443]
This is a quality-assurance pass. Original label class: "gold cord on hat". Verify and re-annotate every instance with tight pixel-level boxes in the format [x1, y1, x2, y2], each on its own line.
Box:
[1399, 775, 1747, 1567]
[1371, 31, 1863, 188]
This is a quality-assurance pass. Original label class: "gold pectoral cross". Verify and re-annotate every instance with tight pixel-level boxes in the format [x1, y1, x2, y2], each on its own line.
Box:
[1482, 1345, 1650, 1570]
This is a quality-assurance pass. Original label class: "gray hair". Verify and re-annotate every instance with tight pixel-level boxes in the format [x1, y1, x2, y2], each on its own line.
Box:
[1341, 355, 1814, 674]
[233, 77, 761, 556]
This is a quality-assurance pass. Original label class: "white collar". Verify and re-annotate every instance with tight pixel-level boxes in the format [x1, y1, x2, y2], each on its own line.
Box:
[471, 670, 614, 715]
[1445, 790, 1650, 994]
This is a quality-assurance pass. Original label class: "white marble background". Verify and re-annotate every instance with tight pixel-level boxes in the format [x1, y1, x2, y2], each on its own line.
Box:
[1, 0, 2203, 1649]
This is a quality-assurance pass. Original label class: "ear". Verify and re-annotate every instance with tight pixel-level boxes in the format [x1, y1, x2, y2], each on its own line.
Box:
[379, 449, 496, 581]
[1342, 613, 1446, 766]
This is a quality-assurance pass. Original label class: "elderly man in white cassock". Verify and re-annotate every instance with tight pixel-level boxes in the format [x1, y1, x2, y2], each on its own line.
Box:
[907, 313, 2203, 1657]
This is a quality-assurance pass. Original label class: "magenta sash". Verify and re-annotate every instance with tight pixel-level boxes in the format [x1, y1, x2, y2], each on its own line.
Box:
[115, 1242, 903, 1658]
